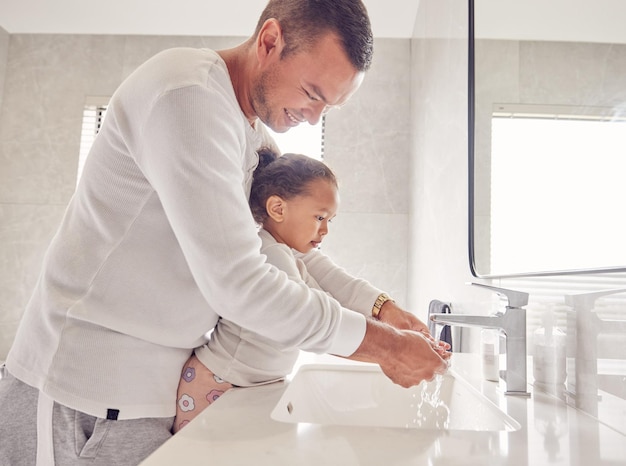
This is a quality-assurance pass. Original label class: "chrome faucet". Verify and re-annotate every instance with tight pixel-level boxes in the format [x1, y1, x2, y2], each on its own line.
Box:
[564, 288, 626, 334]
[430, 283, 531, 396]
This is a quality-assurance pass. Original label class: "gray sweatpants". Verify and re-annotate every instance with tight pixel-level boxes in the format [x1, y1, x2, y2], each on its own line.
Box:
[0, 366, 174, 466]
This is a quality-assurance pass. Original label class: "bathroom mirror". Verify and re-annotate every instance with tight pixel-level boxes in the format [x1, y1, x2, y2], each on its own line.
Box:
[469, 0, 626, 277]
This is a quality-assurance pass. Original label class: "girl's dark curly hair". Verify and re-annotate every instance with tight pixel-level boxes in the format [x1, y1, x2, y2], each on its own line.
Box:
[249, 147, 338, 224]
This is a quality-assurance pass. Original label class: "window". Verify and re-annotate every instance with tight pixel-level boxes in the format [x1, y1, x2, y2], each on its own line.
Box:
[490, 105, 626, 273]
[77, 97, 109, 184]
[265, 118, 325, 160]
[489, 104, 626, 333]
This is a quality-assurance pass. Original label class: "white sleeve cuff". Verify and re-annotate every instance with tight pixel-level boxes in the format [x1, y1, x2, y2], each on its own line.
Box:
[327, 309, 367, 357]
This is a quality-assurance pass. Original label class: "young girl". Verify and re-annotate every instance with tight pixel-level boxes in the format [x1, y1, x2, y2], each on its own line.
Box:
[174, 149, 447, 432]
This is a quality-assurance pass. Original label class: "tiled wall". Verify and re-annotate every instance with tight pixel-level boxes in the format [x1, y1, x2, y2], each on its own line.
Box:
[0, 26, 7, 111]
[408, 0, 477, 318]
[322, 38, 411, 309]
[0, 34, 411, 360]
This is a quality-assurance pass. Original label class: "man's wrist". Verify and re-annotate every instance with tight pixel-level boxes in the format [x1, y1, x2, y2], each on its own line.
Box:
[349, 318, 398, 363]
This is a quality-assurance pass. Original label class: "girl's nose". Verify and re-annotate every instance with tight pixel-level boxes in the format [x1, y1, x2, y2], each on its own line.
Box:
[320, 222, 329, 236]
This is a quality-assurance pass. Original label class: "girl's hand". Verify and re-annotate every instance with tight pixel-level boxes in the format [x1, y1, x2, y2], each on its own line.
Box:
[377, 300, 451, 360]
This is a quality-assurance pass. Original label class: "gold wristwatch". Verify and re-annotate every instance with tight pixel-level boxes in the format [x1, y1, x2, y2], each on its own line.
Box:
[372, 293, 394, 319]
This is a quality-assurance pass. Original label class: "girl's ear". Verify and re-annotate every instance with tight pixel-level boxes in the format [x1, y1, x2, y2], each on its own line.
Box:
[266, 195, 285, 222]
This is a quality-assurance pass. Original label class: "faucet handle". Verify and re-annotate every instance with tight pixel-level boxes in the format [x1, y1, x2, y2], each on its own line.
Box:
[469, 282, 529, 308]
[564, 288, 626, 311]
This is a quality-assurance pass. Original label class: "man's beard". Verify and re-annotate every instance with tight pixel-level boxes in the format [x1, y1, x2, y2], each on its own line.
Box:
[252, 68, 279, 130]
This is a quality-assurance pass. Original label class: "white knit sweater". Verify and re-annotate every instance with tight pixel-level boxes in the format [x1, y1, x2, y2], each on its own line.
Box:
[196, 228, 380, 387]
[7, 48, 367, 419]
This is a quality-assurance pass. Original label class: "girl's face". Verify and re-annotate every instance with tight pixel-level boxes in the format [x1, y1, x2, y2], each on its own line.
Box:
[265, 179, 339, 254]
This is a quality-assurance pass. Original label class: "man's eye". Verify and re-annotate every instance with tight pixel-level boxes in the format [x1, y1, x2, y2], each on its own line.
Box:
[316, 216, 325, 221]
[304, 89, 319, 102]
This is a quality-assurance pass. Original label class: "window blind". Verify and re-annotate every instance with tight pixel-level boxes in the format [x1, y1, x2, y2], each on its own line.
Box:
[77, 96, 109, 184]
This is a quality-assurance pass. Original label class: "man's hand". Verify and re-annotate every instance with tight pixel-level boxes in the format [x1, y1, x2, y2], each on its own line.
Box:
[377, 300, 428, 332]
[377, 300, 451, 360]
[348, 319, 450, 388]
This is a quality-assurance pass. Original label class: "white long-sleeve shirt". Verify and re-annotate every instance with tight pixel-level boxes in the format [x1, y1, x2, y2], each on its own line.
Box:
[196, 228, 381, 387]
[6, 47, 366, 420]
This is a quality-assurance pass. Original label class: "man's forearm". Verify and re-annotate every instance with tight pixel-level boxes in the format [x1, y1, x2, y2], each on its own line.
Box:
[345, 318, 400, 363]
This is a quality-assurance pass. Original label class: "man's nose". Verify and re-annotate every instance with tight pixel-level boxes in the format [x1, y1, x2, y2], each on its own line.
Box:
[305, 103, 326, 125]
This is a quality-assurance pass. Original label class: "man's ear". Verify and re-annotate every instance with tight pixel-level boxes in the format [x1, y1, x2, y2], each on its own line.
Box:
[266, 195, 285, 222]
[256, 18, 284, 65]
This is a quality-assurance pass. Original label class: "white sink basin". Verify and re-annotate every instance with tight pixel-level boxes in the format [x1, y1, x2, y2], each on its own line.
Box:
[271, 364, 520, 432]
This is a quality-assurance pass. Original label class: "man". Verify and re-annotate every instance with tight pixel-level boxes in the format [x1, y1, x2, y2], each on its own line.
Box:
[0, 0, 449, 464]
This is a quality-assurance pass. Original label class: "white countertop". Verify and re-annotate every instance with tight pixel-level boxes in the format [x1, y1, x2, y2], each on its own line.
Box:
[141, 353, 626, 465]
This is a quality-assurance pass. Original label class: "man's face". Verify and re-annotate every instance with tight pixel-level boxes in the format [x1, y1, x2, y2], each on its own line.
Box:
[251, 33, 365, 133]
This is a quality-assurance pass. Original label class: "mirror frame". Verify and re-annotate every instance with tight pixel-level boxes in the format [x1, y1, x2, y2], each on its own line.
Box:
[467, 0, 626, 278]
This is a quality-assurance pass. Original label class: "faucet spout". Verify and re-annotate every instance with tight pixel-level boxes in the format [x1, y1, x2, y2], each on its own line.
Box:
[430, 283, 530, 396]
[431, 312, 505, 330]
